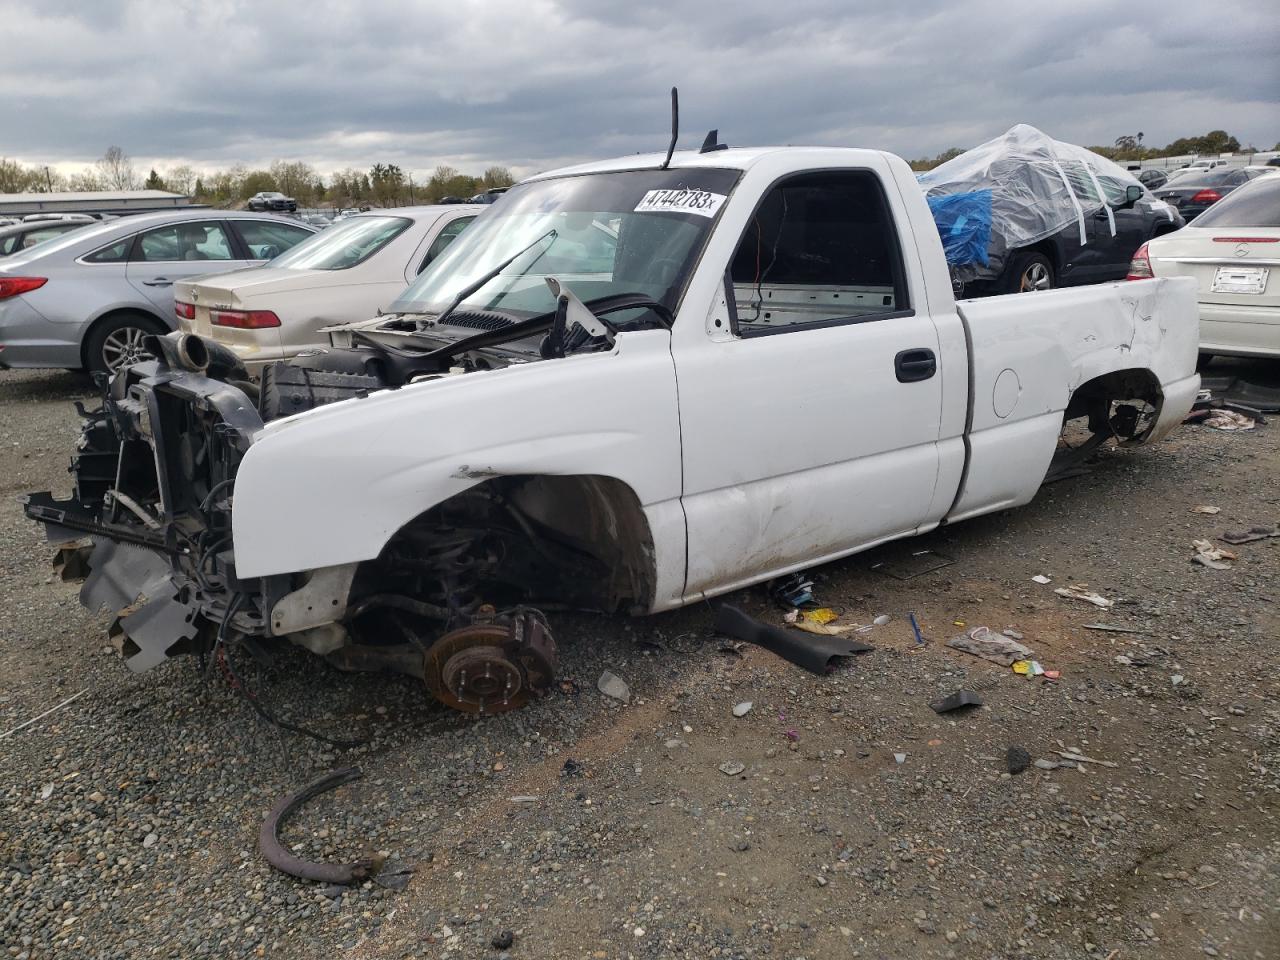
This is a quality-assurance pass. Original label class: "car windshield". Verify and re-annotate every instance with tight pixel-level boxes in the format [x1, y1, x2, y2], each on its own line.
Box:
[389, 167, 742, 323]
[1193, 178, 1280, 227]
[268, 216, 411, 270]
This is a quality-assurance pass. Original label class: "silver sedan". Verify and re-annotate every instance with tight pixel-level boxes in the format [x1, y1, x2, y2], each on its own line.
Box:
[0, 210, 316, 375]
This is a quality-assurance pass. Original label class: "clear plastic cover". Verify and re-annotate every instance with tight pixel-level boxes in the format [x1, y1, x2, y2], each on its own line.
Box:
[918, 124, 1174, 283]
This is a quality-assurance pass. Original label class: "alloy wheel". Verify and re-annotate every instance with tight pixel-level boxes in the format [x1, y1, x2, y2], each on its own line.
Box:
[1020, 262, 1052, 292]
[100, 326, 154, 373]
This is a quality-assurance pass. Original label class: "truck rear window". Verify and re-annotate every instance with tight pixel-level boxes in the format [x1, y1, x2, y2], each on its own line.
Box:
[730, 170, 908, 334]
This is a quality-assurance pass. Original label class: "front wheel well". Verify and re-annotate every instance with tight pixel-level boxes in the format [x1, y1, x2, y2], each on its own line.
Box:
[351, 474, 657, 624]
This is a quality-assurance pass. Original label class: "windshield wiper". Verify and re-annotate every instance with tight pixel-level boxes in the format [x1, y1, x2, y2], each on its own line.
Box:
[431, 228, 557, 329]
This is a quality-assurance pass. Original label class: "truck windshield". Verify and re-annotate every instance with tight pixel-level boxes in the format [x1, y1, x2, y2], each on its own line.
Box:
[389, 168, 741, 323]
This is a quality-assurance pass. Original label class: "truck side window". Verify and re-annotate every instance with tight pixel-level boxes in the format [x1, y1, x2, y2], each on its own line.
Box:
[728, 170, 909, 335]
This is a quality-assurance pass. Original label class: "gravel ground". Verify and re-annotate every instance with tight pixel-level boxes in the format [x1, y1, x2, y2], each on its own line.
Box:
[1, 362, 1278, 960]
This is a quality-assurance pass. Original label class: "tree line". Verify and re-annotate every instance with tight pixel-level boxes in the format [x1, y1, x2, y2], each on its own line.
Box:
[907, 130, 1277, 171]
[0, 146, 515, 207]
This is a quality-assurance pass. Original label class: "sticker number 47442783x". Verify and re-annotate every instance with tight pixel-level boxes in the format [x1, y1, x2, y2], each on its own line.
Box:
[634, 188, 727, 219]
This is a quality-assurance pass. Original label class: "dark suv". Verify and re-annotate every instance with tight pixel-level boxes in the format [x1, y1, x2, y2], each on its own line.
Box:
[246, 191, 298, 213]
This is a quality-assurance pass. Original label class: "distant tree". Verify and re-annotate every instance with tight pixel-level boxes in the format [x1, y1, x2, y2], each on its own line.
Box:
[424, 164, 479, 201]
[480, 166, 515, 190]
[97, 145, 137, 190]
[193, 177, 205, 198]
[66, 169, 105, 191]
[907, 147, 963, 172]
[1164, 130, 1241, 156]
[270, 160, 320, 203]
[369, 162, 406, 206]
[144, 168, 166, 190]
[166, 164, 197, 196]
[240, 169, 277, 199]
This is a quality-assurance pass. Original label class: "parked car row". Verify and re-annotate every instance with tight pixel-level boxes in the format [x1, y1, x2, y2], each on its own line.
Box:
[1152, 166, 1276, 221]
[174, 205, 480, 368]
[0, 211, 317, 374]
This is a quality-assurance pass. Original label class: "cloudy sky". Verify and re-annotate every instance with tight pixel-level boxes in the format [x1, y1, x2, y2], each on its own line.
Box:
[1, 0, 1276, 181]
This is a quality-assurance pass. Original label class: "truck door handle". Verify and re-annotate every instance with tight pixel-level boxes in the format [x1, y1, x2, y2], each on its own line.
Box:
[895, 348, 936, 383]
[142, 278, 172, 287]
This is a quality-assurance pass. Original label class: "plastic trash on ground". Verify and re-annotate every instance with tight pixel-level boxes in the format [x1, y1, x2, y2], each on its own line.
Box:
[917, 124, 1172, 286]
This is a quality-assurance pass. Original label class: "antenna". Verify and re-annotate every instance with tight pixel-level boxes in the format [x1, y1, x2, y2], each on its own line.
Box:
[699, 129, 728, 153]
[660, 87, 678, 170]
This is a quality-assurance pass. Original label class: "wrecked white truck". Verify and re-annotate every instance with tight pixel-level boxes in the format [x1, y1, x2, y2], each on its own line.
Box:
[24, 145, 1202, 714]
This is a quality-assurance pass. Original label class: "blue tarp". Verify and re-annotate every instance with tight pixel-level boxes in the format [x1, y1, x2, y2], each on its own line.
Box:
[925, 190, 992, 267]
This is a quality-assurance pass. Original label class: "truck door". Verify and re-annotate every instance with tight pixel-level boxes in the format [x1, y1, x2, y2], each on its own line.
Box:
[674, 166, 947, 599]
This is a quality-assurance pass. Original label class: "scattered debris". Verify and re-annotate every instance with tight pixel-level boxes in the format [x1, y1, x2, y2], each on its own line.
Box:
[732, 702, 753, 718]
[597, 670, 631, 703]
[1191, 505, 1221, 515]
[909, 613, 926, 646]
[0, 688, 89, 741]
[871, 549, 955, 580]
[39, 783, 54, 801]
[1007, 745, 1032, 775]
[1220, 525, 1279, 545]
[714, 605, 872, 675]
[1034, 758, 1060, 771]
[260, 767, 386, 885]
[873, 614, 892, 626]
[946, 626, 1033, 666]
[1054, 586, 1114, 609]
[1055, 750, 1117, 768]
[719, 760, 746, 776]
[1012, 659, 1046, 677]
[1031, 574, 1053, 585]
[770, 573, 815, 608]
[1001, 628, 1025, 640]
[560, 758, 584, 777]
[1198, 372, 1280, 413]
[1083, 623, 1146, 634]
[510, 795, 541, 803]
[492, 931, 515, 950]
[1189, 408, 1257, 431]
[1192, 539, 1237, 570]
[1171, 674, 1185, 686]
[893, 753, 907, 764]
[930, 690, 983, 714]
[793, 619, 861, 637]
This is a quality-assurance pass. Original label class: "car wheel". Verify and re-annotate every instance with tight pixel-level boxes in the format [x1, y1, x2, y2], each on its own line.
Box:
[1004, 252, 1055, 294]
[84, 313, 165, 377]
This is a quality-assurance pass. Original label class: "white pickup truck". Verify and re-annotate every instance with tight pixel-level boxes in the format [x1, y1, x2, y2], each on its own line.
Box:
[25, 145, 1201, 714]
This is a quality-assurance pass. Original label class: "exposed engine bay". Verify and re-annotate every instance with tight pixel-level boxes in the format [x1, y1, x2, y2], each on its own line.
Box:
[23, 315, 654, 715]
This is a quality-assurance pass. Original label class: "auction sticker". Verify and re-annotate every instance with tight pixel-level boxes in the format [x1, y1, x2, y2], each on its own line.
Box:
[635, 188, 727, 218]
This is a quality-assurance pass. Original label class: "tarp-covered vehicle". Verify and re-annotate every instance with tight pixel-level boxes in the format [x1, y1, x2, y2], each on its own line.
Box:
[920, 124, 1183, 295]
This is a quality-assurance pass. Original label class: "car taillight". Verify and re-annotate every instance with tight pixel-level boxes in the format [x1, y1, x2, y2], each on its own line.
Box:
[174, 301, 196, 320]
[0, 276, 47, 300]
[1126, 242, 1154, 280]
[1211, 236, 1279, 243]
[211, 308, 281, 329]
[1190, 189, 1222, 204]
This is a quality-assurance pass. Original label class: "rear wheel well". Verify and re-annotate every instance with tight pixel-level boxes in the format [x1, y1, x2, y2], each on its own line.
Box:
[79, 308, 168, 370]
[1048, 368, 1164, 482]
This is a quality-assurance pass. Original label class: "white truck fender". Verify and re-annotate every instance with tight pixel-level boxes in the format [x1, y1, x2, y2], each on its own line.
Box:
[230, 330, 683, 584]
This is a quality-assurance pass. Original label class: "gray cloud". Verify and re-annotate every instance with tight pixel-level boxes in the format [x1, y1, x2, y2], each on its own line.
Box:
[0, 0, 1276, 181]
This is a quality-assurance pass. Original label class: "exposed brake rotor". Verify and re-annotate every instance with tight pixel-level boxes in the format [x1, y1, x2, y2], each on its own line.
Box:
[423, 610, 556, 714]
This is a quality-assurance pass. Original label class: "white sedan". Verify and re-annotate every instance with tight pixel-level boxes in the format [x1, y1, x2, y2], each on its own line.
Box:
[1132, 174, 1280, 359]
[175, 205, 482, 369]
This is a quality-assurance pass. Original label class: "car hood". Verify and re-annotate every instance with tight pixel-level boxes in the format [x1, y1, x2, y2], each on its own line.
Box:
[174, 266, 331, 302]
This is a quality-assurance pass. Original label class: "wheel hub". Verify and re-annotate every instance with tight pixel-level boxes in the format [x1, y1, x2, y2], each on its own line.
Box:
[422, 611, 556, 714]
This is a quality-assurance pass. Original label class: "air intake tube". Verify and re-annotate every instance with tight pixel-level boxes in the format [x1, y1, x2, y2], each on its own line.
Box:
[150, 331, 248, 381]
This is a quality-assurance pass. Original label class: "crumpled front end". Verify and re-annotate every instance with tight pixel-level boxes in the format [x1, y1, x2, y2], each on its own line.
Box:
[24, 334, 267, 670]
[23, 332, 567, 715]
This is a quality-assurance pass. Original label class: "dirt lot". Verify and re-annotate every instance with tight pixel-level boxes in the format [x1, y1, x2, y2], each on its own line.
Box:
[1, 362, 1277, 960]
